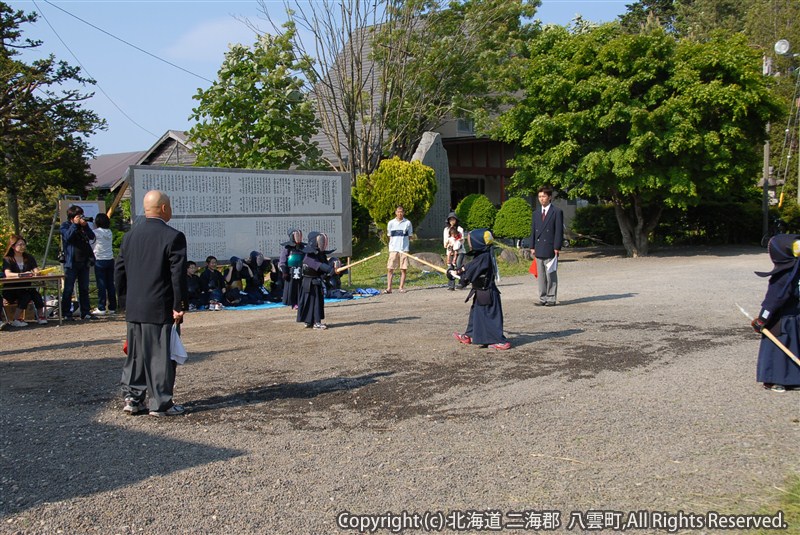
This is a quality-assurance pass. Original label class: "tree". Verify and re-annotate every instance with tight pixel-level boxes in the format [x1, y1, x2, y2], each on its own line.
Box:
[619, 0, 677, 33]
[493, 197, 532, 243]
[673, 0, 751, 38]
[372, 0, 539, 160]
[257, 0, 539, 182]
[188, 27, 322, 169]
[354, 157, 436, 231]
[0, 2, 104, 237]
[492, 24, 781, 257]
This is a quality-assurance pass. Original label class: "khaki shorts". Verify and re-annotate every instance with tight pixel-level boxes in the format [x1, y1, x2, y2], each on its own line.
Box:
[387, 251, 409, 270]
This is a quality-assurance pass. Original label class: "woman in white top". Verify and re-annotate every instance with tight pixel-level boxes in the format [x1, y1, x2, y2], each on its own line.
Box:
[91, 213, 117, 314]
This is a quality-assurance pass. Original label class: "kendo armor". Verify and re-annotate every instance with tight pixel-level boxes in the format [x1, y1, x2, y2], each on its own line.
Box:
[287, 250, 304, 280]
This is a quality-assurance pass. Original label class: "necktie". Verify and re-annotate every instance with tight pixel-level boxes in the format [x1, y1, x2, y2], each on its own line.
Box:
[541, 210, 546, 221]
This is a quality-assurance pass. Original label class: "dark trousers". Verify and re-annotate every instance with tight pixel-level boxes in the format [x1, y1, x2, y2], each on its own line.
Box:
[62, 262, 91, 317]
[94, 259, 117, 311]
[121, 322, 177, 412]
[447, 252, 466, 289]
[2, 288, 44, 313]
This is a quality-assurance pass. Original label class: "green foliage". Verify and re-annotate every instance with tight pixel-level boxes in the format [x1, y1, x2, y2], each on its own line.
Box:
[0, 2, 104, 235]
[456, 194, 497, 231]
[188, 25, 322, 170]
[492, 23, 781, 256]
[655, 201, 762, 245]
[351, 194, 372, 244]
[455, 194, 481, 228]
[571, 204, 623, 245]
[493, 197, 532, 239]
[572, 201, 764, 246]
[619, 0, 677, 33]
[372, 0, 540, 159]
[0, 184, 67, 257]
[674, 0, 751, 38]
[355, 157, 437, 231]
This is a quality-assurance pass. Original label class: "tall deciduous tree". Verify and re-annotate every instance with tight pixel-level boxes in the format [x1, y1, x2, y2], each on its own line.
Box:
[257, 0, 538, 182]
[492, 24, 781, 257]
[373, 0, 539, 160]
[0, 2, 103, 237]
[188, 27, 322, 169]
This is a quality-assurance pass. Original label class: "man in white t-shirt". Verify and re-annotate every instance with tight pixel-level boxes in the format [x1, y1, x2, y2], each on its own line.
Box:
[386, 205, 413, 293]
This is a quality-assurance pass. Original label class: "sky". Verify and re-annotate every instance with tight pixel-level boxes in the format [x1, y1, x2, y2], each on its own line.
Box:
[11, 0, 631, 156]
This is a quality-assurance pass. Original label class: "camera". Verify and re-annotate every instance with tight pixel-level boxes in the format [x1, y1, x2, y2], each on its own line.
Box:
[81, 216, 94, 222]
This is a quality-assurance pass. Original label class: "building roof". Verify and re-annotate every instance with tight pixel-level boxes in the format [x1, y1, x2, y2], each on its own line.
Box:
[89, 151, 147, 189]
[89, 130, 195, 191]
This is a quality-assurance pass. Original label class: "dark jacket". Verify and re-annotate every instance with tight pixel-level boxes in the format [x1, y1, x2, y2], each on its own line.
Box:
[115, 217, 187, 324]
[60, 221, 95, 269]
[530, 204, 563, 259]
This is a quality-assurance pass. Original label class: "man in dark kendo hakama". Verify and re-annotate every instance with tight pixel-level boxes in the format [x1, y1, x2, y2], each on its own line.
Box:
[297, 231, 334, 329]
[451, 228, 511, 350]
[279, 229, 305, 309]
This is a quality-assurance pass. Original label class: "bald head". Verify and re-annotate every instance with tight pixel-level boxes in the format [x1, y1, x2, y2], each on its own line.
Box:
[143, 190, 172, 221]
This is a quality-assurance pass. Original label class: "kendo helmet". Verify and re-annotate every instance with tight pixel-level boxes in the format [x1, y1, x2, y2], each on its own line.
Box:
[281, 229, 304, 247]
[755, 234, 800, 277]
[466, 228, 494, 254]
[303, 231, 335, 254]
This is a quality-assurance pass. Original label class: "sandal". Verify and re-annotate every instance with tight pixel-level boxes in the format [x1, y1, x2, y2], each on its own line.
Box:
[383, 289, 392, 294]
[398, 288, 407, 293]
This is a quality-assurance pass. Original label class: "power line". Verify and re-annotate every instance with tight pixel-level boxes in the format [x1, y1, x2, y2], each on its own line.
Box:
[31, 0, 160, 139]
[40, 0, 214, 84]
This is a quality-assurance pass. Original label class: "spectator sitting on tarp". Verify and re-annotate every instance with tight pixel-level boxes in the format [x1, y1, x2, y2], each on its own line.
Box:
[246, 251, 273, 303]
[200, 256, 225, 311]
[186, 261, 206, 310]
[224, 256, 255, 306]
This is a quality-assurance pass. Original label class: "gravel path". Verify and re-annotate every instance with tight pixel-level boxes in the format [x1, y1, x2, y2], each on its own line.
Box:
[1, 245, 798, 534]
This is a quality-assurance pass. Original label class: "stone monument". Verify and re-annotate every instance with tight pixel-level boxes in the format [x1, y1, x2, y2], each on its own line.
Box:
[411, 132, 451, 239]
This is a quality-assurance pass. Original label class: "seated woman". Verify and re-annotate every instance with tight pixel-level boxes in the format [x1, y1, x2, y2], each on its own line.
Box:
[3, 235, 47, 327]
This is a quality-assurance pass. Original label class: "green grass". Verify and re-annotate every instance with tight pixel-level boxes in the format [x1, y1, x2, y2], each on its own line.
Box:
[754, 474, 800, 535]
[339, 236, 532, 290]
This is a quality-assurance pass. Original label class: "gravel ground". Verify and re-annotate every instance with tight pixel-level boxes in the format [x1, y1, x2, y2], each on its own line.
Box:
[1, 245, 798, 535]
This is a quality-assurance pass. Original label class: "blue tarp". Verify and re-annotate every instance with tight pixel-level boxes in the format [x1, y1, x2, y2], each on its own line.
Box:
[211, 293, 375, 312]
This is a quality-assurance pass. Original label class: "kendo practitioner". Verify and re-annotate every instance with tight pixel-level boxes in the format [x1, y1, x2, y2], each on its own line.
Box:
[279, 229, 305, 309]
[451, 229, 511, 350]
[245, 250, 271, 303]
[751, 234, 800, 392]
[297, 231, 334, 330]
[323, 257, 343, 297]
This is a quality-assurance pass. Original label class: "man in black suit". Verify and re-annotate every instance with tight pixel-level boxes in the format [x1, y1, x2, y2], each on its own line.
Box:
[530, 185, 563, 306]
[115, 190, 188, 417]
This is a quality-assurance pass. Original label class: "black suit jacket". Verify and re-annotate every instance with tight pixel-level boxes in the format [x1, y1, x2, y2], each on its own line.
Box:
[115, 217, 188, 324]
[531, 204, 564, 259]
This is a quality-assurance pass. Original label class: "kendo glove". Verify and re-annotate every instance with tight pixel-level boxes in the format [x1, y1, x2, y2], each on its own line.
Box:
[751, 317, 766, 333]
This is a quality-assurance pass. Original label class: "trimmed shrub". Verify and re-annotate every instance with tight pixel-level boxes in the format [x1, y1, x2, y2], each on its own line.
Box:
[571, 204, 621, 245]
[455, 193, 481, 227]
[355, 157, 437, 231]
[573, 201, 763, 246]
[493, 197, 533, 240]
[456, 194, 496, 231]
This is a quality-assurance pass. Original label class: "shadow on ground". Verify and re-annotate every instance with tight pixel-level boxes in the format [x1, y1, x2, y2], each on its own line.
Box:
[0, 357, 245, 517]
